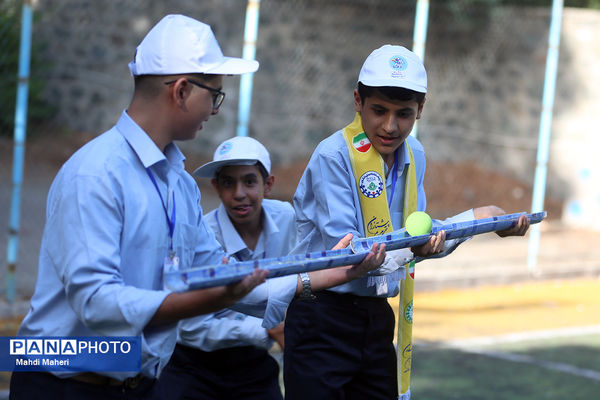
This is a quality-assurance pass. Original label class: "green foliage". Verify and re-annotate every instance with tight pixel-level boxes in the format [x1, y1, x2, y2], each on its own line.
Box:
[0, 2, 54, 137]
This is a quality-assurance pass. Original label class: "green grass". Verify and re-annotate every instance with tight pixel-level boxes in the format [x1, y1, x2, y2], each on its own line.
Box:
[411, 336, 600, 400]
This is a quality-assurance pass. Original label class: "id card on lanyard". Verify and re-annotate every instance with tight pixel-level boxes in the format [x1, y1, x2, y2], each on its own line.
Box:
[146, 168, 178, 288]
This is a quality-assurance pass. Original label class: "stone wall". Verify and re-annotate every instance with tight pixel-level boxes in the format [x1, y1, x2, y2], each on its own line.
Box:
[28, 1, 600, 228]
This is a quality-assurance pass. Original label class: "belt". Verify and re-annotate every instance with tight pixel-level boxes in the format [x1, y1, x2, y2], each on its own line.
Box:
[315, 290, 389, 307]
[70, 372, 145, 390]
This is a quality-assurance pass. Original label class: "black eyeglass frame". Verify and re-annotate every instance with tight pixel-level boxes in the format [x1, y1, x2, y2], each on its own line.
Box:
[164, 79, 225, 110]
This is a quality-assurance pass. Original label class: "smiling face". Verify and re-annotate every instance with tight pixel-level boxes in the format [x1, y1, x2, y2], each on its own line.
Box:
[354, 88, 424, 168]
[211, 165, 274, 228]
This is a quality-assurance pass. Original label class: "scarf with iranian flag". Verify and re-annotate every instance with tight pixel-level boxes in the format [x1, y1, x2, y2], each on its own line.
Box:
[342, 112, 417, 399]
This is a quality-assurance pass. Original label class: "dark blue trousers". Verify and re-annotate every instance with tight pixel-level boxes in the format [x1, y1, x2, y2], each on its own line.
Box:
[284, 291, 397, 400]
[154, 344, 283, 400]
[9, 371, 155, 399]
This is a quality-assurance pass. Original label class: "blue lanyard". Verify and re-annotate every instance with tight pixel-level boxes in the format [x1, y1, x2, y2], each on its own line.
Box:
[146, 168, 176, 251]
[387, 149, 399, 208]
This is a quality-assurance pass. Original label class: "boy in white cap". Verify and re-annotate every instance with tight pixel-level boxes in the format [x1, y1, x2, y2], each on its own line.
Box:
[285, 45, 529, 399]
[9, 15, 385, 400]
[156, 136, 294, 399]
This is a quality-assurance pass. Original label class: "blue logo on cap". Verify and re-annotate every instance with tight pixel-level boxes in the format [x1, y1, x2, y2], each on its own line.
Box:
[389, 55, 408, 71]
[219, 142, 233, 155]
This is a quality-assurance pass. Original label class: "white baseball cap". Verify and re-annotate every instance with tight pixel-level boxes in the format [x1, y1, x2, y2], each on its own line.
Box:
[193, 136, 271, 178]
[128, 14, 259, 76]
[358, 45, 427, 93]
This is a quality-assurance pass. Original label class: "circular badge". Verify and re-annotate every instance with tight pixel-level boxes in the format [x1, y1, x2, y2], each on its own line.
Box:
[359, 171, 384, 198]
[404, 300, 413, 324]
[218, 142, 233, 155]
[389, 55, 408, 71]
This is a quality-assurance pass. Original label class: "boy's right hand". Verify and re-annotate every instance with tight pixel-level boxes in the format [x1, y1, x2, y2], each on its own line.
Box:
[224, 268, 269, 300]
[340, 236, 387, 279]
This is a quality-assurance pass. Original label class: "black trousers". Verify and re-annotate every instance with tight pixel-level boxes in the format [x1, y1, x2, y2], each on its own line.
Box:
[9, 371, 155, 400]
[154, 343, 283, 400]
[284, 291, 397, 400]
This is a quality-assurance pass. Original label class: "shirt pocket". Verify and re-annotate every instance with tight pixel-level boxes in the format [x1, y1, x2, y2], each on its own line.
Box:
[173, 222, 200, 270]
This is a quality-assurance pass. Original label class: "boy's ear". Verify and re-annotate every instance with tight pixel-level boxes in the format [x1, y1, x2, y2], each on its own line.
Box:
[263, 175, 275, 197]
[211, 178, 219, 191]
[353, 89, 362, 112]
[416, 97, 426, 120]
[168, 77, 193, 107]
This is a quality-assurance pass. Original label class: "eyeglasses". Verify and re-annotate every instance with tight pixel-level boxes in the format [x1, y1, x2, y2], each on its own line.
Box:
[164, 79, 226, 110]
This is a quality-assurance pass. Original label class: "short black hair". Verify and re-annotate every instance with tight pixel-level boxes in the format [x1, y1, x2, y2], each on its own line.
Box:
[214, 162, 269, 182]
[357, 82, 425, 105]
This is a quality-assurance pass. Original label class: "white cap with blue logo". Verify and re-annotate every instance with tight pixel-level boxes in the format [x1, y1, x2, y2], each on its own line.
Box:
[193, 136, 271, 178]
[358, 45, 427, 93]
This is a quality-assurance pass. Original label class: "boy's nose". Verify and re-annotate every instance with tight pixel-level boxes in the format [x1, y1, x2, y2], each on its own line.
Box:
[234, 182, 246, 198]
[382, 115, 397, 134]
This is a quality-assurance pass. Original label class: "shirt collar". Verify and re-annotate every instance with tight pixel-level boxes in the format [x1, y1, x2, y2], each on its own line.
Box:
[215, 202, 280, 258]
[116, 110, 186, 171]
[384, 142, 411, 179]
[261, 202, 281, 237]
[216, 204, 249, 257]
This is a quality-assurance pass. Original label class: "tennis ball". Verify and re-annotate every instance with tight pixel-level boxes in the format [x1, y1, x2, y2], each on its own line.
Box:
[405, 211, 433, 236]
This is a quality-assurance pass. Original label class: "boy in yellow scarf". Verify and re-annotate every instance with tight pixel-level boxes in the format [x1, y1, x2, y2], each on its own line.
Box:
[285, 45, 529, 400]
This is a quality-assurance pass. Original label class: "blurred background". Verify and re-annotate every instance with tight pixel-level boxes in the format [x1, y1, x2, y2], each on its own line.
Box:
[1, 1, 600, 398]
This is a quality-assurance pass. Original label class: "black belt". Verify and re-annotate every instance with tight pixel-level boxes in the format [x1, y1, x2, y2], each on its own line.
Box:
[314, 290, 388, 308]
[68, 372, 146, 390]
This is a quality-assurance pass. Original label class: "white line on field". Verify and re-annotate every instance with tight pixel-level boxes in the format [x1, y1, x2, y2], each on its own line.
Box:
[436, 325, 600, 382]
[455, 348, 600, 382]
[444, 325, 600, 348]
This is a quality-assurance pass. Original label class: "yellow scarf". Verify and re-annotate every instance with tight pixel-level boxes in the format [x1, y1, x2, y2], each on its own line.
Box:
[342, 112, 417, 397]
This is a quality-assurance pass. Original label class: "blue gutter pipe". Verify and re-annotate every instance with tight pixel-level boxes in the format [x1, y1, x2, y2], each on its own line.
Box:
[6, 3, 33, 303]
[411, 0, 429, 138]
[236, 0, 261, 137]
[528, 0, 564, 273]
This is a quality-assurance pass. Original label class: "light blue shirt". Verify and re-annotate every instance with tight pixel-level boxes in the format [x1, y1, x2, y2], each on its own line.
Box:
[16, 111, 293, 379]
[178, 199, 297, 351]
[293, 130, 473, 297]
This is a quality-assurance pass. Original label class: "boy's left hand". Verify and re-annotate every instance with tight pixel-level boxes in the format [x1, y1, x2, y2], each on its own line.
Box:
[411, 230, 446, 257]
[473, 205, 531, 237]
[496, 214, 530, 237]
[267, 323, 285, 350]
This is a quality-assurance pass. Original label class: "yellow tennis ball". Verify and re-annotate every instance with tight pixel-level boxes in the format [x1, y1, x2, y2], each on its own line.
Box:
[405, 211, 433, 236]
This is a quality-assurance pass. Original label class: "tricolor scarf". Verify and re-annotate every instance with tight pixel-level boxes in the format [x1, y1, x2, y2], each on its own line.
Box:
[342, 112, 417, 399]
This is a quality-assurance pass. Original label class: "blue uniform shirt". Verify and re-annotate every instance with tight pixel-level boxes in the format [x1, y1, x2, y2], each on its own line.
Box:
[17, 111, 295, 379]
[177, 199, 297, 351]
[18, 111, 225, 379]
[293, 130, 474, 297]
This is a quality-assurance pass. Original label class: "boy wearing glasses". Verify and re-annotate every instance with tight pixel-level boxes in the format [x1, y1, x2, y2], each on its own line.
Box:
[10, 15, 385, 400]
[156, 136, 293, 399]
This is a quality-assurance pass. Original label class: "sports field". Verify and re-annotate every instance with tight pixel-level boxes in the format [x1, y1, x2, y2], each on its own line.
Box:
[2, 279, 599, 398]
[390, 278, 600, 399]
